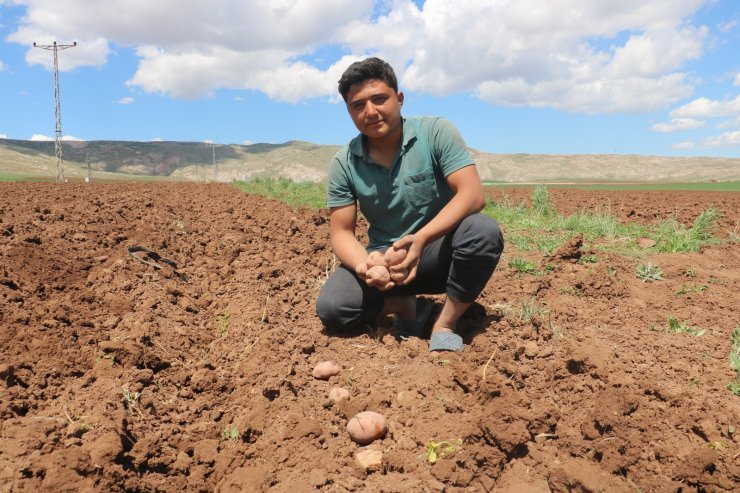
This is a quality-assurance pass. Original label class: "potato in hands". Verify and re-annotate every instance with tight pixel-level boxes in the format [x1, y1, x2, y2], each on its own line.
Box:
[366, 265, 391, 284]
[384, 245, 408, 282]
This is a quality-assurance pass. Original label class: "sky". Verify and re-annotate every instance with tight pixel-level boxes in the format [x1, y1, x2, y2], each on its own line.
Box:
[0, 0, 738, 157]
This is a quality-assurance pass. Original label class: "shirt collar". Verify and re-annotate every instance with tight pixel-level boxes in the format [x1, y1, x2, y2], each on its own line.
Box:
[349, 117, 418, 159]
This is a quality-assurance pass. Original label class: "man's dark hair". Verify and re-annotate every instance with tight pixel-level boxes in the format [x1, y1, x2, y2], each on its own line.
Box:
[338, 57, 398, 101]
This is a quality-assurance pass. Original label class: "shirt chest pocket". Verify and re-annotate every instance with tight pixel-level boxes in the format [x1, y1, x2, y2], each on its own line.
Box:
[403, 169, 439, 207]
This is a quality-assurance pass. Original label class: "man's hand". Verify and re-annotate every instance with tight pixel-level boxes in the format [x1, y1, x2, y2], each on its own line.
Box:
[356, 255, 396, 291]
[388, 234, 425, 285]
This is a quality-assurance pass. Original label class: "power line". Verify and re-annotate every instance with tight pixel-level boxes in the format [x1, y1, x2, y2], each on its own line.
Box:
[33, 41, 77, 183]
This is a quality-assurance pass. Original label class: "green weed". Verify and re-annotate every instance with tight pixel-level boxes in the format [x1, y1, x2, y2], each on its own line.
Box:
[508, 257, 537, 275]
[651, 208, 718, 253]
[636, 263, 663, 282]
[675, 283, 708, 297]
[666, 317, 705, 337]
[532, 185, 555, 216]
[520, 297, 549, 322]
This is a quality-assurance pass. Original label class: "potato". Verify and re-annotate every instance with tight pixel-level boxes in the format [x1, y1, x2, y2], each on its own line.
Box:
[366, 265, 390, 284]
[389, 268, 408, 282]
[366, 251, 387, 268]
[312, 361, 340, 380]
[384, 245, 407, 266]
[346, 411, 387, 445]
[328, 387, 351, 403]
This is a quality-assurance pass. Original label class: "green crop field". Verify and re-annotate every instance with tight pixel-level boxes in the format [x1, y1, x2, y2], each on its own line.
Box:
[483, 181, 740, 192]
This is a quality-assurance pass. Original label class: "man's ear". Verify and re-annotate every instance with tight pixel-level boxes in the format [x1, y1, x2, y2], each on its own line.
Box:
[398, 91, 404, 106]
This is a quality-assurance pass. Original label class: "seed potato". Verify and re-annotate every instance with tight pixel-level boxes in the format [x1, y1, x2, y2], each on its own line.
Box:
[366, 265, 390, 284]
[367, 251, 387, 267]
[346, 411, 387, 444]
[328, 387, 351, 403]
[312, 360, 340, 380]
[384, 246, 407, 266]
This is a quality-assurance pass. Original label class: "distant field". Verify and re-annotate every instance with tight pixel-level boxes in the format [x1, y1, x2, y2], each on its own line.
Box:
[483, 180, 740, 192]
[0, 172, 52, 182]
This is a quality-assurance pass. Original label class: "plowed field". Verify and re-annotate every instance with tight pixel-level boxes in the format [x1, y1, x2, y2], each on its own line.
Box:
[1, 183, 738, 492]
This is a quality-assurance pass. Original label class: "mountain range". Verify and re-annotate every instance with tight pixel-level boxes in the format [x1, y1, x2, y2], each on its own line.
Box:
[1, 138, 738, 183]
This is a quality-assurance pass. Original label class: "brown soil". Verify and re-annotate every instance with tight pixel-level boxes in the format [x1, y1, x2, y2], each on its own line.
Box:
[1, 183, 739, 492]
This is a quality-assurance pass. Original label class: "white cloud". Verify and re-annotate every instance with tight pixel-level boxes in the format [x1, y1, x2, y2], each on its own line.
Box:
[717, 115, 740, 129]
[651, 118, 705, 132]
[734, 73, 740, 86]
[670, 95, 740, 118]
[149, 137, 162, 142]
[0, 133, 8, 139]
[118, 97, 135, 105]
[718, 19, 738, 33]
[704, 130, 740, 147]
[5, 0, 717, 113]
[242, 139, 253, 145]
[673, 141, 696, 149]
[30, 133, 84, 141]
[0, 60, 6, 71]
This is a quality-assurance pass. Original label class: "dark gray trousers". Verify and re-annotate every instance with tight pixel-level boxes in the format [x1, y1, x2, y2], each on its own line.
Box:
[315, 213, 504, 331]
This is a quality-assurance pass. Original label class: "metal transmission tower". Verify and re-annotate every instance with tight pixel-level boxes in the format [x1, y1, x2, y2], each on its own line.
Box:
[212, 144, 217, 182]
[33, 41, 77, 182]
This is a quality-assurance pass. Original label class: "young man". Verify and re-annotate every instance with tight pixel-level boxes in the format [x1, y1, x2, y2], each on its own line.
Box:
[316, 57, 503, 352]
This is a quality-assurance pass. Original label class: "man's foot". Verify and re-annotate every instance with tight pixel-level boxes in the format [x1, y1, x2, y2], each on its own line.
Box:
[394, 298, 433, 340]
[429, 332, 464, 352]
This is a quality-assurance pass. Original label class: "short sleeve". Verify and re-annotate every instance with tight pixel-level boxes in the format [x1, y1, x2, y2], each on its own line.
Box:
[326, 152, 356, 208]
[431, 118, 474, 177]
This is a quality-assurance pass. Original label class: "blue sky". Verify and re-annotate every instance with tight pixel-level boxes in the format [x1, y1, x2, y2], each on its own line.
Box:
[0, 0, 738, 157]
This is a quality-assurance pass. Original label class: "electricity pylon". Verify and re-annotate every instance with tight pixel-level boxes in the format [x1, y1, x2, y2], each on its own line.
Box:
[33, 41, 76, 182]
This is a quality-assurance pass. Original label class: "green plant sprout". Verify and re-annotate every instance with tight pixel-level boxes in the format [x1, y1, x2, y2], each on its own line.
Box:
[123, 387, 142, 416]
[420, 439, 463, 464]
[675, 283, 708, 297]
[728, 327, 740, 396]
[220, 425, 239, 442]
[636, 263, 663, 282]
[519, 297, 549, 322]
[706, 441, 727, 450]
[666, 317, 705, 337]
[218, 313, 230, 335]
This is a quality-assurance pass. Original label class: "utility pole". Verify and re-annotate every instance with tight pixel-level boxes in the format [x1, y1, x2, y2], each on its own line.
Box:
[212, 143, 217, 182]
[33, 41, 76, 182]
[85, 148, 92, 183]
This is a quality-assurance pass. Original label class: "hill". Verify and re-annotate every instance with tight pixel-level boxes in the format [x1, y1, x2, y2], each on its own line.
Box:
[1, 138, 738, 183]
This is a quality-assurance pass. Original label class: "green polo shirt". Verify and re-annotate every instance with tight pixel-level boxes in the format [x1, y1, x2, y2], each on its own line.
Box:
[327, 116, 474, 250]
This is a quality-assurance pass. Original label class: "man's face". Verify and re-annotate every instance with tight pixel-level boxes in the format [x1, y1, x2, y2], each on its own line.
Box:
[345, 79, 404, 141]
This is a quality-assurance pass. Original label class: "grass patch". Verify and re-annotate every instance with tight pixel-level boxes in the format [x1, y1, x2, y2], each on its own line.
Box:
[485, 181, 740, 192]
[233, 178, 326, 209]
[232, 179, 721, 256]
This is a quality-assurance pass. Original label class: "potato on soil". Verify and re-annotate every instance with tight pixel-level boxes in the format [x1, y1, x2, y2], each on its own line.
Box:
[312, 361, 340, 380]
[367, 251, 387, 267]
[328, 387, 351, 403]
[384, 246, 407, 266]
[346, 411, 387, 445]
[366, 265, 390, 284]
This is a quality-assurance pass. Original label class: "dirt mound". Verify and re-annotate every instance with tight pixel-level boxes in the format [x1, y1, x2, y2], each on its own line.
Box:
[1, 183, 739, 492]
